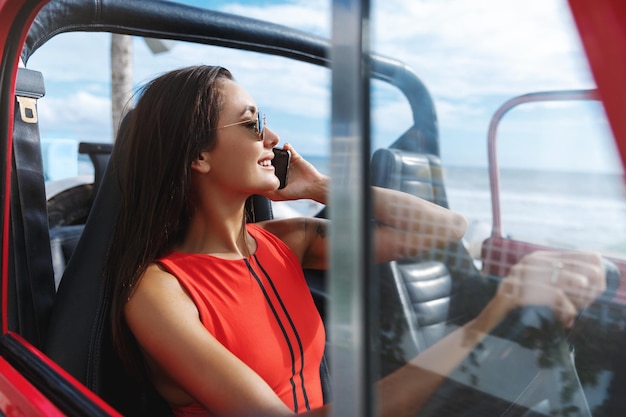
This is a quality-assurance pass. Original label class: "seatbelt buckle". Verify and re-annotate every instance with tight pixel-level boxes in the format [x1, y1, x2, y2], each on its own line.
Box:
[15, 66, 45, 124]
[16, 96, 38, 123]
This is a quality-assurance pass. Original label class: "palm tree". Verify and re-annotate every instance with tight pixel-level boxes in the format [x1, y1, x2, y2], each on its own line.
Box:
[110, 33, 133, 141]
[110, 35, 174, 141]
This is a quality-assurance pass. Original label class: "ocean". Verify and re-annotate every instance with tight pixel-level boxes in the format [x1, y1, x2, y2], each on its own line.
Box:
[299, 155, 626, 260]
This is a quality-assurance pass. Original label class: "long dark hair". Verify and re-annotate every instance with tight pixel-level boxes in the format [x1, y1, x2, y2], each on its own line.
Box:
[107, 65, 234, 376]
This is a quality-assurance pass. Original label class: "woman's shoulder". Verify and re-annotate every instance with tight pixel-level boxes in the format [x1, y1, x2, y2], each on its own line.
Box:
[126, 262, 198, 320]
[143, 261, 172, 277]
[131, 263, 187, 303]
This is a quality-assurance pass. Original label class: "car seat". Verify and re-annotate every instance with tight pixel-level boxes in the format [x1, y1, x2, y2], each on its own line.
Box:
[370, 146, 493, 376]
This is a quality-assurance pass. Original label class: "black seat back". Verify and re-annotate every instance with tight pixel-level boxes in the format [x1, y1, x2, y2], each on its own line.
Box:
[371, 147, 491, 376]
[47, 154, 110, 288]
[371, 148, 453, 374]
[45, 148, 149, 415]
[371, 148, 448, 208]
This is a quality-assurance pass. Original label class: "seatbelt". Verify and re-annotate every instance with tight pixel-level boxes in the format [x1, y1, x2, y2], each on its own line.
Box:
[9, 63, 55, 348]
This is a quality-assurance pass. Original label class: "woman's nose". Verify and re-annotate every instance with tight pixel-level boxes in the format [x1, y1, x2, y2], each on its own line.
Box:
[264, 127, 280, 148]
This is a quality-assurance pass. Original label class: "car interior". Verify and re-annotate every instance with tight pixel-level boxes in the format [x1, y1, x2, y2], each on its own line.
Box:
[5, 0, 626, 416]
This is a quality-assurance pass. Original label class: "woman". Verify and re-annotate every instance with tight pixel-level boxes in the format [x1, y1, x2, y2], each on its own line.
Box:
[107, 65, 605, 417]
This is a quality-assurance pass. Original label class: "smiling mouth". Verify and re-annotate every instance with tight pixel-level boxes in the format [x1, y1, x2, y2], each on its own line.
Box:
[259, 159, 272, 167]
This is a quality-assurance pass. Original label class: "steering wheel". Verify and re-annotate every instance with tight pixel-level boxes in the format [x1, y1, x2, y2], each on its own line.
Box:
[414, 259, 619, 417]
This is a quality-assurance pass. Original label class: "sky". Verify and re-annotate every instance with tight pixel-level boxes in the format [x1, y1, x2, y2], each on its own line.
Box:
[25, 0, 623, 175]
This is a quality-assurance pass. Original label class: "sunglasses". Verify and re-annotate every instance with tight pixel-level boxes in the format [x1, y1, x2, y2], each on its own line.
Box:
[215, 111, 265, 141]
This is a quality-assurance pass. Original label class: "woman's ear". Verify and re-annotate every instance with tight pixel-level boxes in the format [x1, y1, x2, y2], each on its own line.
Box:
[191, 151, 211, 174]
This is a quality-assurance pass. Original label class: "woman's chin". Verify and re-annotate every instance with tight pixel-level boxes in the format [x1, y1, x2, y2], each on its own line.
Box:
[258, 178, 280, 192]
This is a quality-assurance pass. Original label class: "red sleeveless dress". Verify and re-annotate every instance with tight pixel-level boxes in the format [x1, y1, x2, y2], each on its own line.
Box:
[157, 224, 326, 416]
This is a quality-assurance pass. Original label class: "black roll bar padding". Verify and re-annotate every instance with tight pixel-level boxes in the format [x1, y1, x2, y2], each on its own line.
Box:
[22, 0, 439, 156]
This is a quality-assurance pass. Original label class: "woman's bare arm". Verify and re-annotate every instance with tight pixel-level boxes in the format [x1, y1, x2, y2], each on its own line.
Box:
[370, 185, 467, 263]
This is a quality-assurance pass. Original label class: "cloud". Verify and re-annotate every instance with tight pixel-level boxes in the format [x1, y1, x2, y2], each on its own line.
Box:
[38, 90, 112, 142]
[26, 32, 111, 84]
[133, 39, 332, 118]
[372, 0, 594, 102]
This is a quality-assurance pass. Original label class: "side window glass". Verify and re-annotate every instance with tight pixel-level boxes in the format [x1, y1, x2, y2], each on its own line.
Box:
[371, 79, 413, 151]
[496, 99, 625, 259]
[28, 32, 113, 183]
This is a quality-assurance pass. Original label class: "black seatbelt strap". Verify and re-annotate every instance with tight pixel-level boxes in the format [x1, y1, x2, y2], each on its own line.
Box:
[10, 66, 55, 348]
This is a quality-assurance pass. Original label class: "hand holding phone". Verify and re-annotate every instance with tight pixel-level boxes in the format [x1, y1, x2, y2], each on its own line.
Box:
[271, 148, 291, 189]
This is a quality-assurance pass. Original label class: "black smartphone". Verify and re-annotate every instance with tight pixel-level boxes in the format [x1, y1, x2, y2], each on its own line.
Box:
[271, 148, 291, 190]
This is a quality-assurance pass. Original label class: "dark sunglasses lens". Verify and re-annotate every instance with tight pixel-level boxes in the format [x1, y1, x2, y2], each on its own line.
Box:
[260, 112, 266, 138]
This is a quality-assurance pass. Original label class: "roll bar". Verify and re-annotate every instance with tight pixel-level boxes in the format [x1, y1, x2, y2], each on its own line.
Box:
[487, 89, 601, 237]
